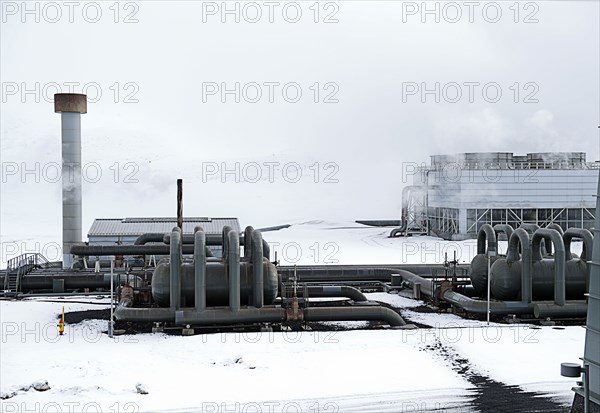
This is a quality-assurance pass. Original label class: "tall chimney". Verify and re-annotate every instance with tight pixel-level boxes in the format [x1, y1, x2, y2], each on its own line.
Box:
[54, 93, 87, 269]
[177, 178, 183, 229]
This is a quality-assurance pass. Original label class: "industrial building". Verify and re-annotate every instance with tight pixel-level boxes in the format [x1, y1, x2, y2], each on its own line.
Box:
[88, 217, 240, 258]
[394, 152, 598, 240]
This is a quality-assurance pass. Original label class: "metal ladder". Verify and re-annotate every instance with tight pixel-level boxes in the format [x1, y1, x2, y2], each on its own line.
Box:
[3, 253, 49, 294]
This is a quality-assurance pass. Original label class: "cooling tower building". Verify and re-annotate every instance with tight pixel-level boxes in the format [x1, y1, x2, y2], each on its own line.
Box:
[396, 152, 598, 240]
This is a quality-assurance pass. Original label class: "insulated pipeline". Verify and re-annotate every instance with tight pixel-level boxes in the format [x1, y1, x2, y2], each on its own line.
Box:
[532, 228, 566, 306]
[194, 227, 207, 312]
[303, 306, 406, 327]
[506, 228, 533, 303]
[477, 224, 497, 255]
[563, 228, 593, 261]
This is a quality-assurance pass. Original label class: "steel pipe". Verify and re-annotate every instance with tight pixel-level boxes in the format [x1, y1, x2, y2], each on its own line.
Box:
[543, 224, 564, 255]
[442, 290, 534, 315]
[399, 270, 534, 315]
[228, 230, 240, 312]
[1, 273, 142, 291]
[506, 228, 533, 303]
[533, 301, 588, 319]
[222, 226, 232, 263]
[294, 285, 368, 302]
[194, 227, 206, 312]
[175, 307, 286, 325]
[170, 228, 182, 311]
[532, 228, 566, 306]
[115, 307, 175, 322]
[519, 223, 552, 256]
[117, 304, 407, 327]
[134, 233, 214, 257]
[244, 226, 254, 261]
[72, 244, 196, 256]
[564, 228, 593, 261]
[303, 306, 406, 327]
[397, 270, 434, 297]
[477, 224, 497, 255]
[493, 224, 514, 241]
[547, 223, 564, 235]
[252, 229, 264, 308]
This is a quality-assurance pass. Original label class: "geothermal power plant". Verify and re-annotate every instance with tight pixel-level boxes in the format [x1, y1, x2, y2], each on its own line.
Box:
[1, 94, 598, 412]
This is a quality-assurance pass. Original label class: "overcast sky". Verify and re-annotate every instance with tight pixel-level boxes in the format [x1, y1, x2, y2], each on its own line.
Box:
[1, 0, 599, 247]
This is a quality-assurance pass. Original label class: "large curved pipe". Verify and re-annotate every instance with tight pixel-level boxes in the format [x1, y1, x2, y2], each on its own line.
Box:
[477, 224, 497, 255]
[389, 186, 412, 237]
[194, 227, 206, 312]
[493, 224, 514, 242]
[298, 286, 368, 302]
[228, 230, 240, 312]
[134, 233, 214, 257]
[136, 232, 270, 260]
[161, 233, 222, 246]
[396, 270, 434, 296]
[222, 225, 232, 263]
[252, 230, 264, 308]
[544, 224, 564, 255]
[547, 223, 564, 235]
[519, 223, 540, 234]
[506, 228, 533, 303]
[563, 228, 593, 261]
[303, 306, 406, 327]
[399, 270, 533, 315]
[532, 228, 566, 306]
[244, 226, 254, 261]
[442, 290, 533, 315]
[134, 233, 163, 245]
[170, 228, 182, 311]
[519, 223, 552, 256]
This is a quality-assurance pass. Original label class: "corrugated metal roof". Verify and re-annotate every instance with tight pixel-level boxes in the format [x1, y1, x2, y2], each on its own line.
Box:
[88, 217, 240, 236]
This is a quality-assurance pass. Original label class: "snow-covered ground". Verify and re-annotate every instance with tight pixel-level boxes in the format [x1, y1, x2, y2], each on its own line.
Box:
[0, 222, 586, 412]
[263, 220, 584, 266]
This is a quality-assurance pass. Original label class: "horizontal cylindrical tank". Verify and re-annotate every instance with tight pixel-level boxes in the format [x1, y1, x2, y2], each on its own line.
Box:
[490, 258, 587, 301]
[470, 253, 502, 297]
[151, 259, 278, 307]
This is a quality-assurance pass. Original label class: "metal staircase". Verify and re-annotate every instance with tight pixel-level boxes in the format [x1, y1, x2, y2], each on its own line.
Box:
[3, 253, 49, 294]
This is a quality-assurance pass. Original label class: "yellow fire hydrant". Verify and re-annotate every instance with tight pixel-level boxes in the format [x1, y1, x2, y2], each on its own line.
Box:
[57, 306, 65, 336]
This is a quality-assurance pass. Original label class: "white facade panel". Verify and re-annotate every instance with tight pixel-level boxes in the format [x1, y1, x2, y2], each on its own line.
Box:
[428, 169, 597, 209]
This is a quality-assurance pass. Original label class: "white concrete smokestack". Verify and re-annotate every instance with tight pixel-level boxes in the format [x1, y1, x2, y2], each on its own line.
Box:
[54, 93, 87, 269]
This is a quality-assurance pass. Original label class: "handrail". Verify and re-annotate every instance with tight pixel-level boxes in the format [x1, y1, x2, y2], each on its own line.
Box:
[4, 253, 49, 292]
